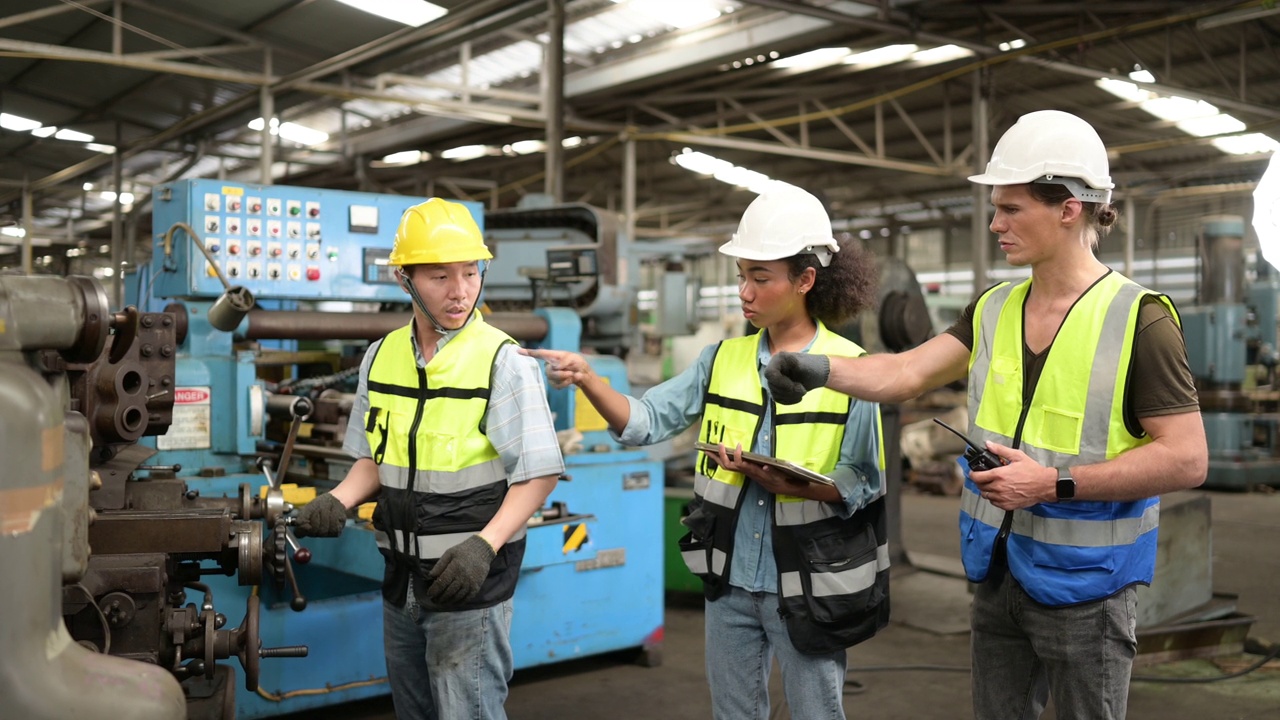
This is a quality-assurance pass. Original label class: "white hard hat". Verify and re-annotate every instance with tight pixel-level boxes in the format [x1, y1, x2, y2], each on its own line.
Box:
[969, 110, 1114, 204]
[719, 182, 840, 267]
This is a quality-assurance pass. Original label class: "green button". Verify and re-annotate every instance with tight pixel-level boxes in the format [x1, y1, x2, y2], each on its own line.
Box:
[289, 206, 301, 216]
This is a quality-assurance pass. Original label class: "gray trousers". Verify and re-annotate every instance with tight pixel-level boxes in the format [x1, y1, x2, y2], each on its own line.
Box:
[970, 569, 1139, 720]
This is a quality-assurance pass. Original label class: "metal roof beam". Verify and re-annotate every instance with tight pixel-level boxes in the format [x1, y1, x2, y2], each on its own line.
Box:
[0, 0, 111, 30]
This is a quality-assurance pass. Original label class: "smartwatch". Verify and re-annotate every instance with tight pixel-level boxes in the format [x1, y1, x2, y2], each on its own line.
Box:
[1055, 467, 1076, 501]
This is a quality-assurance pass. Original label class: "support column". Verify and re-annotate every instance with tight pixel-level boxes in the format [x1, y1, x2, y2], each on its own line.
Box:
[21, 185, 33, 275]
[622, 136, 636, 287]
[970, 70, 990, 296]
[1125, 197, 1136, 277]
[259, 50, 273, 185]
[544, 0, 565, 203]
[111, 124, 124, 305]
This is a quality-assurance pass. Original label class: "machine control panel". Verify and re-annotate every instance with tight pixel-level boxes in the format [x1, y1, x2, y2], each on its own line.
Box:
[151, 179, 483, 302]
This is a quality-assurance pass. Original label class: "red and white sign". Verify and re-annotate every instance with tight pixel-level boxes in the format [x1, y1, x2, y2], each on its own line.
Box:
[174, 388, 211, 404]
[157, 386, 212, 450]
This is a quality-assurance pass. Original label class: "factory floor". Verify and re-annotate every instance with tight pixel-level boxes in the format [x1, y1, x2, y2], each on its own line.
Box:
[286, 489, 1280, 720]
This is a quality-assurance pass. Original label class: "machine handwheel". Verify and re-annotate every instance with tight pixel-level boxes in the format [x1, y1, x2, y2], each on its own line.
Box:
[236, 595, 262, 692]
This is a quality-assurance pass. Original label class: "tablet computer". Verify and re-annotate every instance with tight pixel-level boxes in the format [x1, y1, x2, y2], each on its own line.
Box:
[694, 441, 836, 487]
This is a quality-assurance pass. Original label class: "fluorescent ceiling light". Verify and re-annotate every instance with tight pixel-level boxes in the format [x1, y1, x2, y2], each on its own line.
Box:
[440, 144, 489, 161]
[671, 148, 775, 194]
[1, 226, 25, 238]
[997, 38, 1027, 52]
[508, 140, 545, 155]
[562, 136, 584, 148]
[773, 47, 849, 70]
[844, 44, 917, 69]
[248, 117, 329, 146]
[85, 143, 116, 154]
[332, 0, 446, 27]
[1096, 78, 1152, 103]
[912, 44, 974, 66]
[1130, 68, 1155, 83]
[1213, 134, 1280, 156]
[100, 191, 135, 204]
[378, 150, 428, 165]
[1197, 5, 1280, 30]
[1140, 96, 1217, 122]
[31, 126, 57, 138]
[611, 0, 721, 29]
[1177, 114, 1246, 138]
[54, 128, 94, 142]
[0, 112, 42, 132]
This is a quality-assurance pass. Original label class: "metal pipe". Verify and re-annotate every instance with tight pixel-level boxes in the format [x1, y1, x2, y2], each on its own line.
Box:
[622, 136, 636, 287]
[260, 50, 273, 185]
[242, 311, 549, 342]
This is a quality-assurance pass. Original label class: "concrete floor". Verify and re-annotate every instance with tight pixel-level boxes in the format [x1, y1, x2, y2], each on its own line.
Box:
[285, 489, 1280, 720]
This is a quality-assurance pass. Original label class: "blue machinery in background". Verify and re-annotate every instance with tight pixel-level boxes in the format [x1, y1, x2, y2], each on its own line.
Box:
[141, 179, 663, 718]
[1180, 215, 1280, 489]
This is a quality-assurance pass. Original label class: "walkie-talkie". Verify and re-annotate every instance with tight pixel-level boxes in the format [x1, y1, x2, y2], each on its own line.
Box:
[932, 419, 1007, 472]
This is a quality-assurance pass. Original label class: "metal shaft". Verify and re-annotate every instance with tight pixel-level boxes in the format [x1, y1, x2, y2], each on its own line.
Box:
[242, 310, 549, 342]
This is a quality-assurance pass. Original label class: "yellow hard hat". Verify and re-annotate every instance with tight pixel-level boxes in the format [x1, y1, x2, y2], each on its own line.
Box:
[388, 198, 492, 266]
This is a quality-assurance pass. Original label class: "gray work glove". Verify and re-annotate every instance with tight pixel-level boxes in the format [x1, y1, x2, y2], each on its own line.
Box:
[427, 534, 496, 606]
[293, 492, 347, 538]
[765, 352, 830, 405]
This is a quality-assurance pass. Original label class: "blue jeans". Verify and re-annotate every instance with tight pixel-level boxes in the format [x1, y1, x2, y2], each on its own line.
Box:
[971, 570, 1138, 720]
[704, 586, 848, 720]
[382, 588, 514, 720]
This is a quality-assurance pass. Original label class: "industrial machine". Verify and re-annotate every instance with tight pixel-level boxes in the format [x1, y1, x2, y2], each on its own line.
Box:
[1179, 215, 1280, 489]
[130, 179, 662, 718]
[0, 273, 307, 720]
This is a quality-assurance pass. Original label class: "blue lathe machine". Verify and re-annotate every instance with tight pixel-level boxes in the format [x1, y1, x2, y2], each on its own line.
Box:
[133, 179, 663, 717]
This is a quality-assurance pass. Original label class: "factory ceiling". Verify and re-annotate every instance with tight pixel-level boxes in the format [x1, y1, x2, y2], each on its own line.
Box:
[2, 0, 1279, 266]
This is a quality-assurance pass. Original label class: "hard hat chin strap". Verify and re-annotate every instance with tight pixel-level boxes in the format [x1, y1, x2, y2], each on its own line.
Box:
[398, 267, 487, 338]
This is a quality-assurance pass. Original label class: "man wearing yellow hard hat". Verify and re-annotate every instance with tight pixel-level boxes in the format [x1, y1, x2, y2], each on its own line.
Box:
[295, 198, 564, 720]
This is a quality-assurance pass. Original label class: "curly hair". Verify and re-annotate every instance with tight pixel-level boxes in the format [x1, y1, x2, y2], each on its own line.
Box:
[785, 235, 879, 326]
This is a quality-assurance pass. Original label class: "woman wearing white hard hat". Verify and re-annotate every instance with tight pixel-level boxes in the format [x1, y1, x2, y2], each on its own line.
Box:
[526, 182, 886, 719]
[765, 110, 1206, 719]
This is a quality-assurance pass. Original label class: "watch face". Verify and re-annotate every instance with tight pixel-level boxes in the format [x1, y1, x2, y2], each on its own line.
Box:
[1056, 475, 1075, 500]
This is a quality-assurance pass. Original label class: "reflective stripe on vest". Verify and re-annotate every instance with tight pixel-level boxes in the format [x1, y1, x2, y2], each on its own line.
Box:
[780, 543, 891, 598]
[374, 526, 528, 558]
[687, 321, 887, 606]
[365, 318, 514, 551]
[962, 273, 1178, 606]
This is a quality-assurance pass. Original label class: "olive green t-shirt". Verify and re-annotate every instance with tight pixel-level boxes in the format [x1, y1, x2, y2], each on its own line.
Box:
[945, 288, 1199, 436]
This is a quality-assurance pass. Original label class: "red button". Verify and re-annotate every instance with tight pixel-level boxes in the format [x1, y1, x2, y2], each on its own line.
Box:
[308, 207, 320, 217]
[306, 267, 321, 281]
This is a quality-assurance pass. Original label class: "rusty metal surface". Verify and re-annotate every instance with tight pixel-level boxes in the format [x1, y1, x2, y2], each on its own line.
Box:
[243, 309, 548, 341]
[89, 510, 233, 555]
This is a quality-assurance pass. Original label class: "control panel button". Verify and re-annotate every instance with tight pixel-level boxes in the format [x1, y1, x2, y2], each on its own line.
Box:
[227, 262, 241, 278]
[205, 215, 220, 233]
[287, 200, 302, 217]
[288, 264, 301, 281]
[327, 248, 340, 262]
[204, 193, 221, 211]
[226, 219, 240, 235]
[267, 199, 282, 216]
[248, 196, 262, 213]
[287, 243, 301, 260]
[268, 242, 283, 258]
[247, 264, 262, 280]
[305, 243, 320, 260]
[227, 197, 242, 213]
[306, 202, 320, 218]
[267, 221, 281, 238]
[227, 242, 241, 256]
[248, 240, 262, 257]
[306, 266, 321, 281]
[247, 220, 261, 236]
[267, 263, 282, 280]
[206, 240, 220, 254]
[287, 222, 301, 239]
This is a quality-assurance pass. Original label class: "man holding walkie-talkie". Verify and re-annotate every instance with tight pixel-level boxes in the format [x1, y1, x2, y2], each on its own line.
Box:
[765, 110, 1207, 720]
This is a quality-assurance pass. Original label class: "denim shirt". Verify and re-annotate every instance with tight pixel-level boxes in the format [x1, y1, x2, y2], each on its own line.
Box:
[615, 329, 883, 594]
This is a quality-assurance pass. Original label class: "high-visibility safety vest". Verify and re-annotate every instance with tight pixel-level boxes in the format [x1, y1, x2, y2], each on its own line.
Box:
[364, 316, 522, 609]
[678, 322, 890, 654]
[962, 271, 1178, 606]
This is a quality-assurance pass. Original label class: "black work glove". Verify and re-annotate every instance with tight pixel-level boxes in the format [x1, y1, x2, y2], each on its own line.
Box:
[427, 535, 497, 605]
[765, 352, 830, 405]
[294, 492, 347, 538]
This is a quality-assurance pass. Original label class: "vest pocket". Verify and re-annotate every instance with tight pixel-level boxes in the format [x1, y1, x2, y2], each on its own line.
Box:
[677, 500, 716, 578]
[1035, 405, 1083, 455]
[796, 524, 883, 623]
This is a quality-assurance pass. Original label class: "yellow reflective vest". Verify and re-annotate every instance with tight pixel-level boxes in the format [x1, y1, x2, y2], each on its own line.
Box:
[962, 272, 1177, 606]
[364, 316, 521, 609]
[679, 322, 890, 653]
